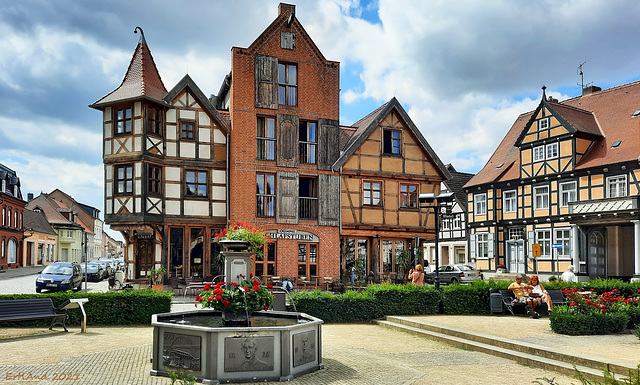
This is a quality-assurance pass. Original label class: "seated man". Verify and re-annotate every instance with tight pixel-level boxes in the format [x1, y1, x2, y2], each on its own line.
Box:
[507, 273, 539, 318]
[282, 277, 294, 291]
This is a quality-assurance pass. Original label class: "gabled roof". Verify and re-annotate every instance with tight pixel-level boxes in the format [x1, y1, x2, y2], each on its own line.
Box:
[26, 194, 75, 226]
[164, 74, 231, 133]
[444, 164, 474, 206]
[24, 209, 57, 236]
[466, 79, 640, 188]
[90, 29, 168, 109]
[332, 97, 452, 181]
[49, 188, 100, 219]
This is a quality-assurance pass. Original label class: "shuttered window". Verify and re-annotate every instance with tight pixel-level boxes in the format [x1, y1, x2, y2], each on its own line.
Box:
[256, 173, 276, 218]
[257, 117, 276, 161]
[278, 63, 297, 106]
[299, 121, 317, 164]
[299, 177, 318, 220]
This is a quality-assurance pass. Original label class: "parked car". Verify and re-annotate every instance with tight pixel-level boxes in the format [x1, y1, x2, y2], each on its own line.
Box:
[81, 263, 104, 282]
[35, 262, 83, 293]
[425, 264, 482, 285]
[91, 260, 113, 277]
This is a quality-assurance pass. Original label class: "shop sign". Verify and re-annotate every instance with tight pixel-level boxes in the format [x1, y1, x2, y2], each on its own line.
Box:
[266, 229, 319, 242]
[136, 233, 154, 240]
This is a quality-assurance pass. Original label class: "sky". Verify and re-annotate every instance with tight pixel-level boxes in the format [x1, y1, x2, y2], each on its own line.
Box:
[2, 0, 640, 241]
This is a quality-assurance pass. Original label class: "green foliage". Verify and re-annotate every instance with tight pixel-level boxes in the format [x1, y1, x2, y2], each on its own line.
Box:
[196, 278, 273, 315]
[441, 280, 495, 314]
[290, 290, 382, 323]
[0, 290, 172, 326]
[215, 221, 271, 259]
[365, 283, 440, 315]
[637, 324, 640, 341]
[549, 306, 629, 335]
[535, 365, 640, 385]
[148, 266, 166, 285]
[395, 250, 410, 277]
[168, 369, 197, 385]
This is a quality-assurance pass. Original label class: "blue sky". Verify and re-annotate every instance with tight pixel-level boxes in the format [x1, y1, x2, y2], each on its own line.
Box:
[3, 0, 640, 240]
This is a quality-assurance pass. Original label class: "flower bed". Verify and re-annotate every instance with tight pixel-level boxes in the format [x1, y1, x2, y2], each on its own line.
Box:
[196, 275, 273, 314]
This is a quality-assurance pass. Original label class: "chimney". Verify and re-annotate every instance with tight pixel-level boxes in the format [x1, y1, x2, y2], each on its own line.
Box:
[28, 192, 33, 201]
[582, 85, 601, 95]
[547, 96, 558, 103]
[279, 3, 295, 16]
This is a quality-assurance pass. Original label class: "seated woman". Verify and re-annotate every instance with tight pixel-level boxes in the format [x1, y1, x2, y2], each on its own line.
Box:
[528, 275, 553, 312]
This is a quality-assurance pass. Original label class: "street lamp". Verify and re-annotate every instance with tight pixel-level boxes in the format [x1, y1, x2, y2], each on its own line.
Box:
[419, 191, 454, 290]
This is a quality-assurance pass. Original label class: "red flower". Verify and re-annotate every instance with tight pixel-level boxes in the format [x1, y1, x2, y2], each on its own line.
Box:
[243, 286, 249, 292]
[214, 295, 222, 301]
[207, 296, 213, 302]
[232, 282, 238, 286]
[253, 285, 260, 291]
[267, 284, 273, 289]
[204, 283, 211, 290]
[223, 300, 230, 308]
[195, 295, 202, 301]
[264, 305, 268, 310]
[250, 273, 253, 278]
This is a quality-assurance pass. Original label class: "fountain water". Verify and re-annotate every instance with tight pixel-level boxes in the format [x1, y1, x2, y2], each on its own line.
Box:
[150, 248, 323, 384]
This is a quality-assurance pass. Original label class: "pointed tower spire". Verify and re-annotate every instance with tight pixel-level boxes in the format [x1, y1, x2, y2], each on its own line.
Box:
[90, 28, 167, 108]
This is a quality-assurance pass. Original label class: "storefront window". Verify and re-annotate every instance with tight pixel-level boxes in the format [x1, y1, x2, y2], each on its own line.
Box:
[170, 228, 184, 278]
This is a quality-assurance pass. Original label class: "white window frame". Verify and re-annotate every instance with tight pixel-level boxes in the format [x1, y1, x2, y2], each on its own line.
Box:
[560, 181, 576, 207]
[533, 146, 545, 162]
[606, 175, 627, 198]
[474, 194, 487, 215]
[554, 228, 571, 258]
[533, 186, 549, 210]
[536, 229, 551, 258]
[477, 233, 489, 258]
[545, 143, 558, 159]
[503, 190, 517, 213]
[538, 118, 549, 130]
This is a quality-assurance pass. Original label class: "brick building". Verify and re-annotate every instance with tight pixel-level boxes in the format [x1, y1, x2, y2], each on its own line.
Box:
[0, 163, 25, 269]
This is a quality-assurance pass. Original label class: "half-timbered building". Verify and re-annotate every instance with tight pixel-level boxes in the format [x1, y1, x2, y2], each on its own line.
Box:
[90, 31, 230, 280]
[333, 98, 450, 283]
[465, 83, 640, 281]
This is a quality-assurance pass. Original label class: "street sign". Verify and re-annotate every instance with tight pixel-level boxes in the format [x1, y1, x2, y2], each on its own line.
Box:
[551, 243, 562, 249]
[531, 243, 541, 257]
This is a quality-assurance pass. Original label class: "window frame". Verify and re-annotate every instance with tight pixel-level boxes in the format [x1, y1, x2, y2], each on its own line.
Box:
[474, 194, 487, 215]
[533, 146, 545, 162]
[382, 128, 402, 155]
[257, 116, 276, 161]
[278, 62, 298, 107]
[114, 164, 134, 195]
[297, 242, 318, 278]
[299, 121, 317, 164]
[256, 173, 276, 218]
[533, 185, 549, 210]
[476, 233, 489, 258]
[555, 228, 571, 258]
[538, 118, 549, 130]
[180, 120, 196, 141]
[536, 229, 552, 258]
[546, 142, 559, 159]
[114, 106, 133, 135]
[184, 170, 208, 198]
[299, 176, 318, 220]
[147, 164, 162, 196]
[147, 105, 163, 137]
[560, 181, 577, 207]
[503, 190, 517, 213]
[363, 180, 382, 206]
[606, 175, 627, 198]
[399, 183, 418, 209]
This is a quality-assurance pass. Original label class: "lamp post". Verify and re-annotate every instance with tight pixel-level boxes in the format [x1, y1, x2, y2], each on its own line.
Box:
[419, 192, 454, 290]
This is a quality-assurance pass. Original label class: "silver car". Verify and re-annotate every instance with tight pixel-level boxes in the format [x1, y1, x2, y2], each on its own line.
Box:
[425, 264, 482, 285]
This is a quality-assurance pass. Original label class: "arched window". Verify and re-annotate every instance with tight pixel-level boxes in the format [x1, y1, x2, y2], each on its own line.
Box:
[1, 207, 5, 226]
[7, 238, 17, 264]
[7, 208, 11, 228]
[1, 238, 5, 259]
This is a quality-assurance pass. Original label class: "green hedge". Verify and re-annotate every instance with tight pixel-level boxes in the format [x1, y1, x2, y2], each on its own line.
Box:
[441, 280, 495, 314]
[0, 290, 172, 326]
[365, 283, 440, 315]
[549, 306, 630, 335]
[289, 290, 382, 323]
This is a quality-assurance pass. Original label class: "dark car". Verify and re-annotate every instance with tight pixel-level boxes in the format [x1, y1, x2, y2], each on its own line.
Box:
[81, 263, 104, 282]
[425, 264, 482, 285]
[35, 262, 83, 293]
[91, 260, 112, 277]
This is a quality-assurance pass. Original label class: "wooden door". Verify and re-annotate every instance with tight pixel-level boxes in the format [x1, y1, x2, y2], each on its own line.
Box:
[136, 239, 155, 278]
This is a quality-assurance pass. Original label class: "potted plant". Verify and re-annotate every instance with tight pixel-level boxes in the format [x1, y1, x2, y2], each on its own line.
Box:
[215, 222, 271, 259]
[196, 274, 274, 325]
[148, 266, 166, 291]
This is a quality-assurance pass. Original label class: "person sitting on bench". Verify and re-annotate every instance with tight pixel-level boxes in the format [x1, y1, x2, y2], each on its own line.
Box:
[508, 273, 539, 318]
[528, 275, 553, 312]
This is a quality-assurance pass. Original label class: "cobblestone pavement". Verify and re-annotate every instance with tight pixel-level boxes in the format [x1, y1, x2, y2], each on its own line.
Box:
[0, 323, 581, 385]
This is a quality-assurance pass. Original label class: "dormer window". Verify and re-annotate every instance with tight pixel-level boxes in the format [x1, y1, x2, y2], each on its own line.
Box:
[611, 140, 622, 148]
[538, 118, 549, 130]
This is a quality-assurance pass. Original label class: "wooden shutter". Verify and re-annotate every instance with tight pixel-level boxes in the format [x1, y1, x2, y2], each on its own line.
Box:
[469, 233, 476, 259]
[277, 171, 298, 224]
[276, 114, 299, 168]
[487, 233, 495, 259]
[317, 118, 340, 170]
[255, 55, 278, 109]
[318, 174, 340, 226]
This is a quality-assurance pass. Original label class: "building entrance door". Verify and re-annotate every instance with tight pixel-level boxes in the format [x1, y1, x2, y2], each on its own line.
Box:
[136, 239, 155, 279]
[507, 241, 525, 274]
[587, 228, 606, 279]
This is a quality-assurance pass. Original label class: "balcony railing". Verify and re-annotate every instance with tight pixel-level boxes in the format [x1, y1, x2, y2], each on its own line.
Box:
[299, 197, 318, 219]
[569, 196, 638, 214]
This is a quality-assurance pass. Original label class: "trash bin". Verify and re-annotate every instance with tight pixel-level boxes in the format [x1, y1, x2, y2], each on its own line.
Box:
[490, 292, 504, 314]
[272, 291, 286, 311]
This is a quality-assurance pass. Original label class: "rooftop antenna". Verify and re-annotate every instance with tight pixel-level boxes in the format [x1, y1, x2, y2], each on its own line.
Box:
[577, 61, 592, 89]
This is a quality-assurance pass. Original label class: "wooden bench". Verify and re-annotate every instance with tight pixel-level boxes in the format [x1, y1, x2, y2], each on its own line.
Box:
[0, 298, 68, 332]
[498, 289, 566, 316]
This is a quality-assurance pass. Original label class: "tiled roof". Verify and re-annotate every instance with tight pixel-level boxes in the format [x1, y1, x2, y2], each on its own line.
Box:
[339, 126, 357, 150]
[90, 34, 167, 108]
[466, 80, 640, 188]
[23, 209, 57, 236]
[444, 164, 474, 206]
[25, 194, 72, 225]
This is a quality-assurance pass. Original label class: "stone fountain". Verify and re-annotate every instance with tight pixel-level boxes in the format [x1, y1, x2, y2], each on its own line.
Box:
[150, 245, 323, 384]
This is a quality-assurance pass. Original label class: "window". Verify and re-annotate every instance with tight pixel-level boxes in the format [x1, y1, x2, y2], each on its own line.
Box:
[115, 107, 132, 134]
[278, 63, 297, 106]
[536, 230, 551, 258]
[560, 182, 576, 207]
[533, 186, 549, 209]
[363, 181, 382, 206]
[538, 118, 549, 130]
[147, 106, 163, 136]
[180, 121, 195, 140]
[299, 121, 317, 164]
[115, 165, 133, 194]
[607, 175, 627, 198]
[383, 129, 401, 154]
[503, 190, 517, 213]
[0, 238, 4, 259]
[7, 238, 16, 264]
[382, 240, 405, 273]
[477, 233, 489, 258]
[474, 194, 487, 215]
[1, 207, 4, 226]
[148, 165, 162, 195]
[508, 228, 524, 240]
[297, 243, 317, 277]
[453, 214, 462, 229]
[399, 184, 418, 209]
[546, 143, 558, 159]
[257, 117, 276, 161]
[533, 146, 545, 161]
[555, 229, 571, 258]
[256, 173, 276, 218]
[7, 208, 11, 228]
[185, 170, 207, 197]
[299, 177, 318, 220]
[255, 242, 276, 277]
[342, 238, 368, 277]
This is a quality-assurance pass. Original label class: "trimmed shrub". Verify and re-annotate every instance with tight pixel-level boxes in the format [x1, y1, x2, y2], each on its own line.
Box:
[549, 306, 629, 335]
[0, 290, 172, 327]
[364, 283, 439, 315]
[441, 280, 495, 314]
[289, 290, 381, 323]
